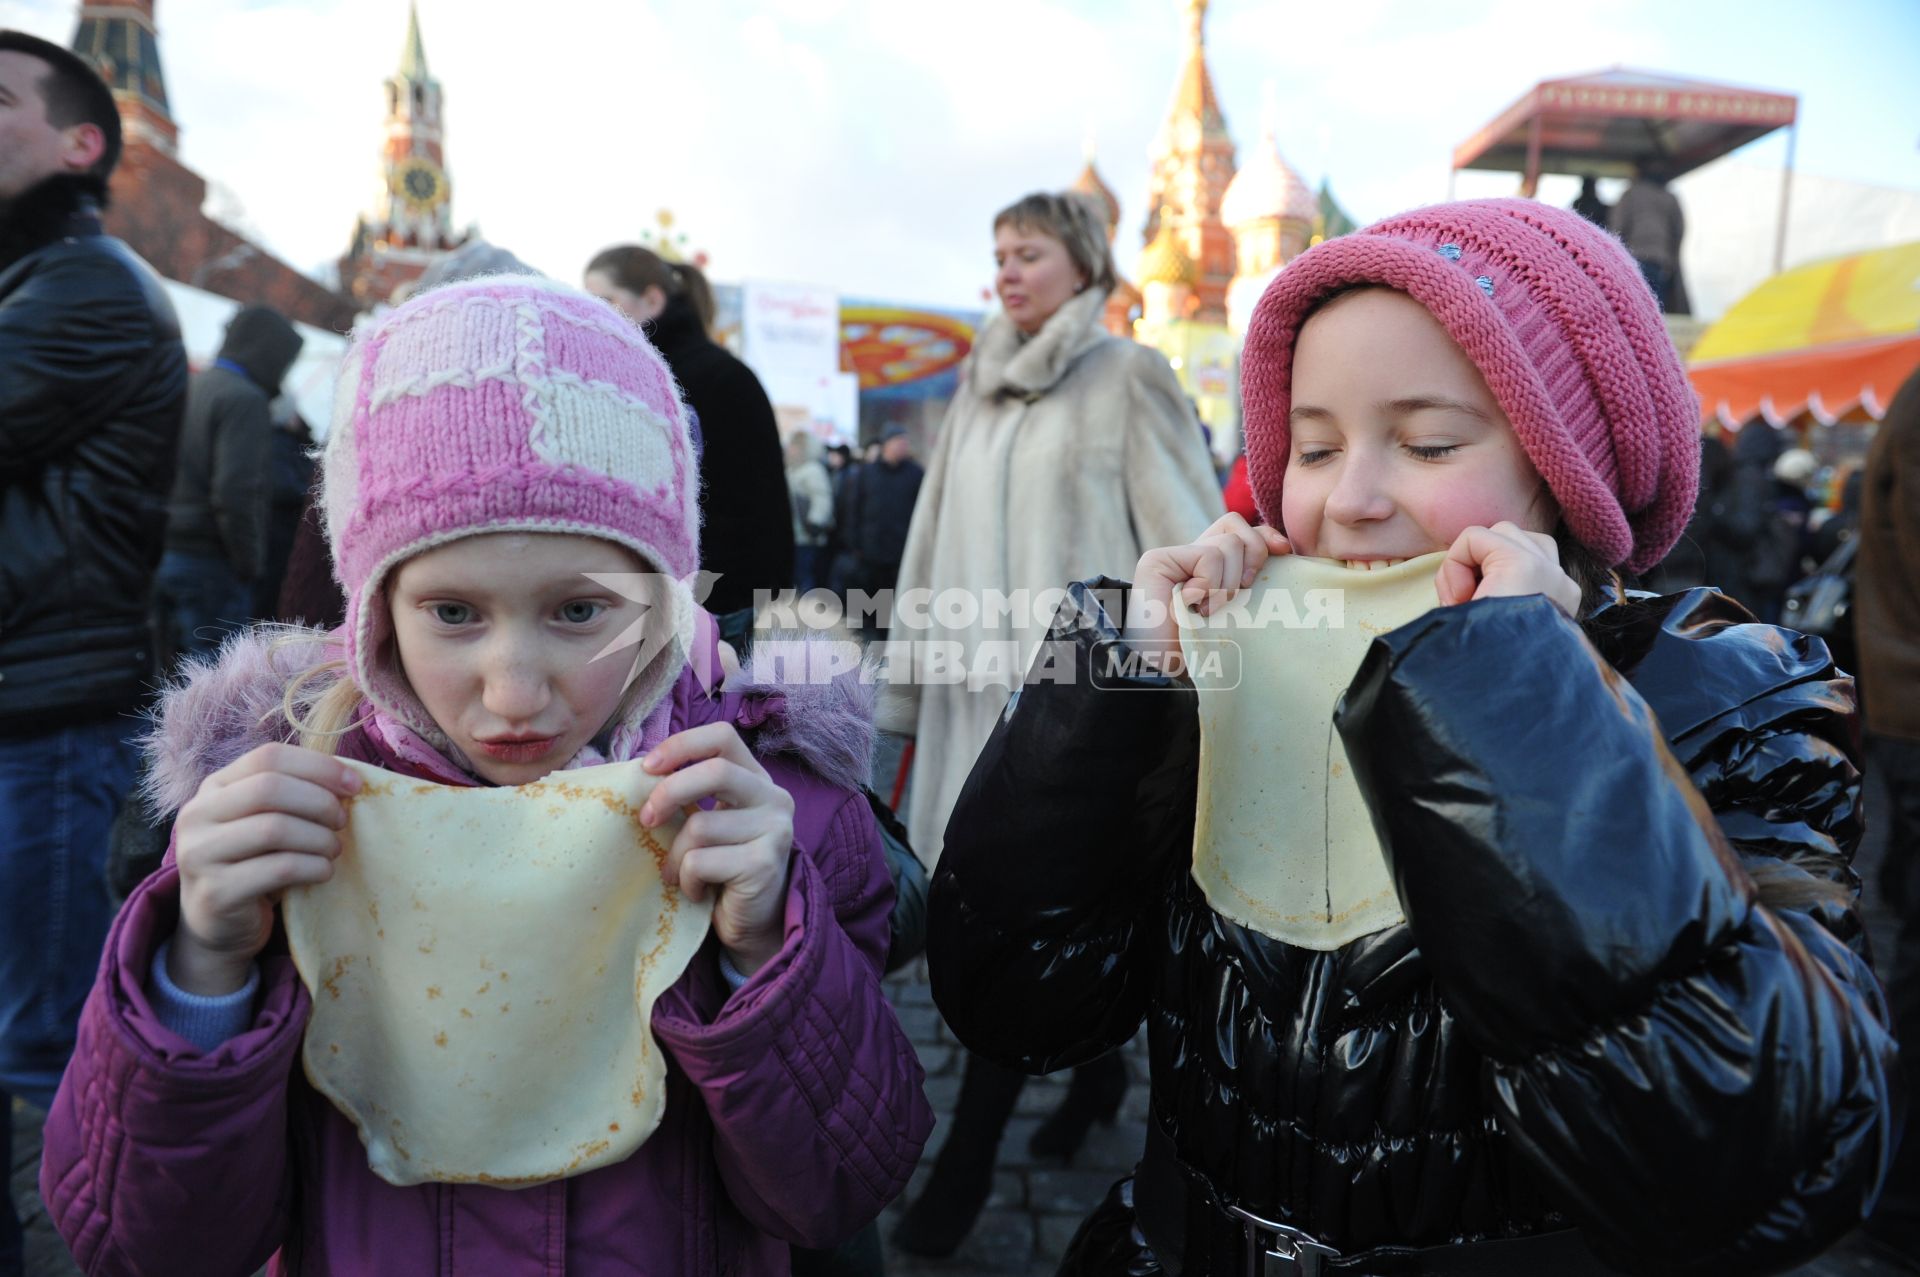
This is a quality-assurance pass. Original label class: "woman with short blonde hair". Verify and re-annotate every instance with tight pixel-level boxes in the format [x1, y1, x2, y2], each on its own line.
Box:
[992, 191, 1119, 296]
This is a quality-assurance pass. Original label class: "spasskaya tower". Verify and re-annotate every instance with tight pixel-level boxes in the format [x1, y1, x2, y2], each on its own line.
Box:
[337, 1, 467, 310]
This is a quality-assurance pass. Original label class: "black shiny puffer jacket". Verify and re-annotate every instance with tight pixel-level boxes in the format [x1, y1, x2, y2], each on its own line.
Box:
[928, 580, 1900, 1275]
[0, 175, 186, 726]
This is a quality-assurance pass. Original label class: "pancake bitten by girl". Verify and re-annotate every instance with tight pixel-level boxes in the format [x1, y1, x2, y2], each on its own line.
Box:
[285, 758, 710, 1188]
[39, 276, 932, 1277]
[1175, 553, 1444, 951]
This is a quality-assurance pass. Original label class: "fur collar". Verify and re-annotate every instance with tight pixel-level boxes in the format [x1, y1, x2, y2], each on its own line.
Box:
[0, 174, 105, 272]
[139, 623, 876, 818]
[968, 286, 1112, 401]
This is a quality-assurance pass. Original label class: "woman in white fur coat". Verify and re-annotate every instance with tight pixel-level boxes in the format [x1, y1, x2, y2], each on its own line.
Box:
[888, 192, 1222, 1258]
[891, 192, 1223, 866]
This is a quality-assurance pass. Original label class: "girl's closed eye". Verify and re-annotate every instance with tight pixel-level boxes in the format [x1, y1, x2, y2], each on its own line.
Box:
[1296, 447, 1338, 466]
[1406, 443, 1463, 460]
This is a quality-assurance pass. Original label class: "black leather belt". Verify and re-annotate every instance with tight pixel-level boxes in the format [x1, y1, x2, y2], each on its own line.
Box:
[1133, 1121, 1615, 1276]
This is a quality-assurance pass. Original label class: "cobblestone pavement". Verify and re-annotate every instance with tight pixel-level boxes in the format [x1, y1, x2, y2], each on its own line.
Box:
[9, 746, 1915, 1276]
[873, 963, 1150, 1277]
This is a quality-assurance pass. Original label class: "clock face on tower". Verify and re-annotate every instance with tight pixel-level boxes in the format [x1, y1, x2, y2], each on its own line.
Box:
[393, 157, 447, 211]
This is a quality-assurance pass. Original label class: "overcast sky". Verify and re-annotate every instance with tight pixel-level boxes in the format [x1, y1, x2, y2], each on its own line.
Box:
[3, 0, 1916, 309]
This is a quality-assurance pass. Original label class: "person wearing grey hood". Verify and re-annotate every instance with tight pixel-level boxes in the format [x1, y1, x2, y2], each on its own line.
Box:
[156, 304, 304, 661]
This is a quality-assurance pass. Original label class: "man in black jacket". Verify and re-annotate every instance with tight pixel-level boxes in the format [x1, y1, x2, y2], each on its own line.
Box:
[0, 32, 186, 1270]
[157, 304, 303, 660]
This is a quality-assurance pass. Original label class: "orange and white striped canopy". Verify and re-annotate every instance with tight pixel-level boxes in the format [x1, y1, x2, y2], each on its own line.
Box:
[1688, 241, 1920, 429]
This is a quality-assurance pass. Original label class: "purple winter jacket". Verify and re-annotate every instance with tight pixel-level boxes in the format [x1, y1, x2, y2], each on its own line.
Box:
[40, 624, 933, 1276]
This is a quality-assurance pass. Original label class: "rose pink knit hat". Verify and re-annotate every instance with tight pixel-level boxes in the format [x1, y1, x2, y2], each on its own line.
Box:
[1241, 198, 1699, 574]
[321, 275, 700, 749]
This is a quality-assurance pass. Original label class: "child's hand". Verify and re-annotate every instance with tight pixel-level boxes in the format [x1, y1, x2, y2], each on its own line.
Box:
[1124, 513, 1292, 650]
[639, 723, 796, 977]
[1436, 522, 1582, 618]
[173, 743, 363, 996]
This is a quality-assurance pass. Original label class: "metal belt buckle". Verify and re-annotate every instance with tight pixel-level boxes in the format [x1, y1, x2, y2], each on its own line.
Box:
[1226, 1203, 1341, 1277]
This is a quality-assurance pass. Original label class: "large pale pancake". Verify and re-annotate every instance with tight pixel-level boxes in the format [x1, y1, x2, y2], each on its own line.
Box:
[1176, 554, 1443, 950]
[283, 757, 712, 1188]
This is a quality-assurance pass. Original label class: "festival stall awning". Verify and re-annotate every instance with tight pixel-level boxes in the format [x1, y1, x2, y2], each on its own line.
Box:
[1452, 68, 1797, 182]
[1687, 240, 1920, 429]
[1451, 68, 1800, 271]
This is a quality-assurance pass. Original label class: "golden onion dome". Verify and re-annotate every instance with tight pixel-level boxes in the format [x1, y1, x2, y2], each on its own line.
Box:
[1138, 226, 1198, 286]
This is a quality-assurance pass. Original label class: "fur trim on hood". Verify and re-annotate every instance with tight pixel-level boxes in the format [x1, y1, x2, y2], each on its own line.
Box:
[140, 623, 877, 819]
[137, 625, 343, 820]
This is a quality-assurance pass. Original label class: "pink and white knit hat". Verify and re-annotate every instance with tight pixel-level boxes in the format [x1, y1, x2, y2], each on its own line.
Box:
[321, 275, 700, 749]
[1241, 199, 1700, 574]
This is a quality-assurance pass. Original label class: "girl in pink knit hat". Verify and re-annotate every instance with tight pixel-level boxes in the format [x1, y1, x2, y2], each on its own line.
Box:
[40, 276, 932, 1275]
[926, 200, 1898, 1274]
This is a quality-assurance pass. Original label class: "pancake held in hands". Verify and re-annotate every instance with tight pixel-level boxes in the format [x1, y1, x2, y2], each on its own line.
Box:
[1176, 554, 1443, 950]
[283, 757, 712, 1188]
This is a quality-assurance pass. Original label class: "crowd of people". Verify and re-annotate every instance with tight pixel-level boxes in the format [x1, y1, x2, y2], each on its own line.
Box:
[2, 28, 1917, 1277]
[1646, 430, 1867, 621]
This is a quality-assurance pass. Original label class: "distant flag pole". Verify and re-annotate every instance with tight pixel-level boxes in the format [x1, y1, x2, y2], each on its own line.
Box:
[1773, 120, 1798, 275]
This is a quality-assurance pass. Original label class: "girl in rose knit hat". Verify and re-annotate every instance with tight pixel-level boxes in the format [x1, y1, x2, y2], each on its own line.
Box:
[926, 200, 1898, 1274]
[40, 276, 931, 1275]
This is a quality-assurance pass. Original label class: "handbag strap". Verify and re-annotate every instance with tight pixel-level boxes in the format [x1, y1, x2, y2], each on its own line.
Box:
[1817, 531, 1860, 577]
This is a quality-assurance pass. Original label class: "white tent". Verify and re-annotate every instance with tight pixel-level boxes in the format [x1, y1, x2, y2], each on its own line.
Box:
[1673, 160, 1920, 321]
